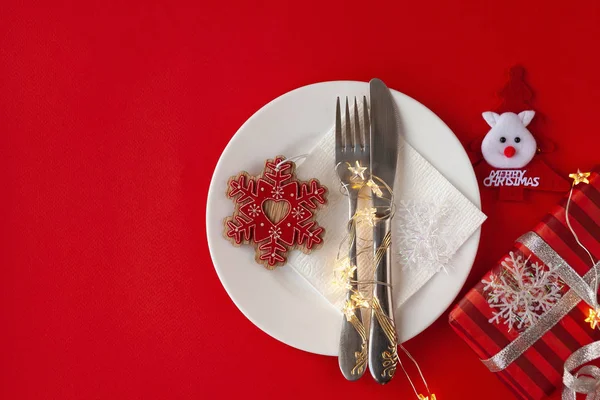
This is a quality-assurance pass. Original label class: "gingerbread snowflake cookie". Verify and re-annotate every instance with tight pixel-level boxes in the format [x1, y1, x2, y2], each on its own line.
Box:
[224, 156, 327, 269]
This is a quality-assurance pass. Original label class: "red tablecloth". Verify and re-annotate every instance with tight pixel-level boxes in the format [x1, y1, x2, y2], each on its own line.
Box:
[3, 1, 600, 399]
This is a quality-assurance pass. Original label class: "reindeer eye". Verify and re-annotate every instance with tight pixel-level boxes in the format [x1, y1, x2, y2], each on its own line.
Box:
[514, 137, 521, 143]
[499, 137, 506, 143]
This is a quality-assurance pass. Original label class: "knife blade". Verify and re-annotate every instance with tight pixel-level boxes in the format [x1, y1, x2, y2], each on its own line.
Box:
[368, 78, 399, 384]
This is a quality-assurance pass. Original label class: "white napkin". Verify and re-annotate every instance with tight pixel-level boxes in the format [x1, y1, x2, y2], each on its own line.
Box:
[287, 122, 487, 312]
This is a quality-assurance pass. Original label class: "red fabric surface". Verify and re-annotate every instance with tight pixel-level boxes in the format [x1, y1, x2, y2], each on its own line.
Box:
[2, 1, 600, 399]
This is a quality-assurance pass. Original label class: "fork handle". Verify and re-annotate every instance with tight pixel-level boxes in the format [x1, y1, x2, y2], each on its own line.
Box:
[368, 218, 397, 384]
[338, 194, 367, 380]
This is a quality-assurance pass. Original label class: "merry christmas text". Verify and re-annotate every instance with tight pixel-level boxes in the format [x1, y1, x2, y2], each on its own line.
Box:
[483, 169, 540, 187]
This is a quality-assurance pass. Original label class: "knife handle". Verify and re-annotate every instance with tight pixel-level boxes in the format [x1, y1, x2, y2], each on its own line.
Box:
[368, 218, 398, 384]
[338, 194, 367, 380]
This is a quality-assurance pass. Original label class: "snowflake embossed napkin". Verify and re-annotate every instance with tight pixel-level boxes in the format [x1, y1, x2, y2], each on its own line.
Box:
[287, 121, 487, 312]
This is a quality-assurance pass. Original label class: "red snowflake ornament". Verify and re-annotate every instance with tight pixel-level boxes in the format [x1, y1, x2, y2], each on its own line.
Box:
[224, 156, 327, 269]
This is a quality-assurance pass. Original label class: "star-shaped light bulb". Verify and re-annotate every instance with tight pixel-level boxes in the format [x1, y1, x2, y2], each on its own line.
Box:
[569, 169, 591, 185]
[418, 394, 437, 400]
[350, 292, 370, 309]
[333, 257, 356, 290]
[342, 300, 356, 322]
[585, 308, 600, 330]
[334, 257, 356, 276]
[348, 161, 367, 181]
[366, 179, 383, 197]
[354, 207, 377, 227]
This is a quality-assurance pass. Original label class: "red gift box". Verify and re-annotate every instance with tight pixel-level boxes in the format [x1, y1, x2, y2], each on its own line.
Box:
[449, 167, 600, 399]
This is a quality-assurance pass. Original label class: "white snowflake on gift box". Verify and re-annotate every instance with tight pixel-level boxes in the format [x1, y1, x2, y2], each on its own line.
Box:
[396, 200, 455, 274]
[482, 251, 563, 331]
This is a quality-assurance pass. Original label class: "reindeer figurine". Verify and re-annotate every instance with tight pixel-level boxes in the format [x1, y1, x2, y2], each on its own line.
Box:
[471, 67, 569, 201]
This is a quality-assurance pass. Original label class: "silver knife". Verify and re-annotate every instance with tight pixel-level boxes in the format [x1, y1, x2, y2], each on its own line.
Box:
[368, 78, 399, 384]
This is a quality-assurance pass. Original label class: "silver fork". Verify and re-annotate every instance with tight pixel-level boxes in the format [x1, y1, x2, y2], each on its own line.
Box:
[336, 96, 370, 381]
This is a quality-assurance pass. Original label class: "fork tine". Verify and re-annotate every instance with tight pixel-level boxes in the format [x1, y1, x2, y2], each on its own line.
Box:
[335, 97, 342, 151]
[354, 97, 361, 149]
[363, 96, 370, 151]
[345, 97, 354, 149]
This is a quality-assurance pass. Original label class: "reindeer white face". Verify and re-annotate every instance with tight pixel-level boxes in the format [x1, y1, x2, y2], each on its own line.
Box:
[481, 111, 537, 169]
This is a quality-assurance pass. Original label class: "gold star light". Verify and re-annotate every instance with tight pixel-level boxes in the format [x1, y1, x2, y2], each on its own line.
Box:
[585, 308, 600, 330]
[333, 257, 356, 290]
[348, 161, 367, 181]
[418, 394, 437, 400]
[350, 292, 370, 309]
[342, 300, 356, 322]
[354, 207, 377, 227]
[569, 169, 591, 185]
[334, 257, 356, 276]
[366, 179, 383, 197]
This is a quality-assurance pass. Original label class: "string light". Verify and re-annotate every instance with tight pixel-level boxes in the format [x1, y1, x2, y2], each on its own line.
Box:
[367, 179, 384, 197]
[354, 207, 378, 227]
[342, 300, 357, 321]
[585, 308, 600, 330]
[566, 170, 597, 330]
[348, 160, 367, 181]
[334, 157, 434, 398]
[333, 257, 356, 290]
[334, 257, 355, 277]
[341, 293, 370, 323]
[350, 292, 370, 309]
[569, 169, 591, 185]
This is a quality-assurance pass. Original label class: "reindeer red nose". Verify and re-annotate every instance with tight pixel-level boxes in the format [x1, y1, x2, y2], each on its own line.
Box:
[504, 146, 516, 158]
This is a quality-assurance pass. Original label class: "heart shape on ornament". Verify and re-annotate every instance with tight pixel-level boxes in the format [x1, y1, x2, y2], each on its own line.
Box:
[262, 199, 291, 225]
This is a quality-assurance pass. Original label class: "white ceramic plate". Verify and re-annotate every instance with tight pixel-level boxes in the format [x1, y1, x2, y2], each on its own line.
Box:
[206, 81, 481, 356]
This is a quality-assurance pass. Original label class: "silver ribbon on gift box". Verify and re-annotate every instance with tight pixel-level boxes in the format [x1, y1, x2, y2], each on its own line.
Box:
[479, 231, 600, 399]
